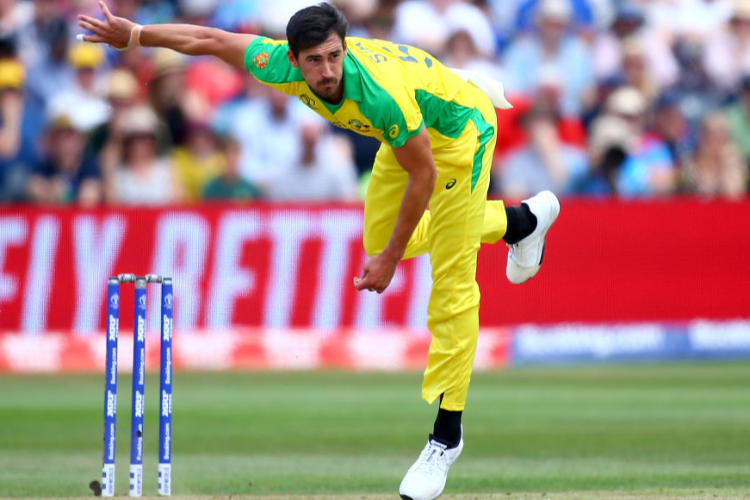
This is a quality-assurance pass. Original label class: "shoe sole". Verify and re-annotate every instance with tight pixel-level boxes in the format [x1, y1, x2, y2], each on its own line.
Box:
[535, 191, 560, 269]
[536, 193, 559, 268]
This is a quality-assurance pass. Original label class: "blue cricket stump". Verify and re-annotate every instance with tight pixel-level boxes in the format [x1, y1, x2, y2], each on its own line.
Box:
[129, 277, 147, 497]
[102, 277, 120, 497]
[158, 277, 173, 496]
[101, 274, 172, 496]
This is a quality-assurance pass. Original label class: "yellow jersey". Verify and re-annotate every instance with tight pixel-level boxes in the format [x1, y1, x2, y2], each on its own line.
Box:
[243, 36, 492, 151]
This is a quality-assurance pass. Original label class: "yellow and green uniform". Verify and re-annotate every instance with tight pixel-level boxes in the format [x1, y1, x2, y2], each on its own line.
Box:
[244, 36, 508, 411]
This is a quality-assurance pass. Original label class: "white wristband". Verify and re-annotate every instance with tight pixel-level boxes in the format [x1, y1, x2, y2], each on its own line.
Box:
[111, 24, 143, 52]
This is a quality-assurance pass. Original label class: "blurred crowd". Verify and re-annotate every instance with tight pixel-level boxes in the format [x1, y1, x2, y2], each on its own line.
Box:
[1, 0, 749, 207]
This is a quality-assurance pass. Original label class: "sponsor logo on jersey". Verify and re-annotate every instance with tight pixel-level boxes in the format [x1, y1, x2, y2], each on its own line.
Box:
[388, 124, 399, 138]
[446, 178, 457, 190]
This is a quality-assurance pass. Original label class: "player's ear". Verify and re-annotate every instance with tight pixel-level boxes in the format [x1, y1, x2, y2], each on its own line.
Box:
[343, 40, 348, 58]
[287, 49, 299, 68]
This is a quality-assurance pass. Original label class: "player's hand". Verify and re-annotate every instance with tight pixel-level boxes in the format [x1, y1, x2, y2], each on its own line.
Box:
[77, 1, 136, 49]
[353, 252, 399, 294]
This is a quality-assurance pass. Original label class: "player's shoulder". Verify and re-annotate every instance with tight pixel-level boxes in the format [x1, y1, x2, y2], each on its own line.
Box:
[244, 36, 302, 84]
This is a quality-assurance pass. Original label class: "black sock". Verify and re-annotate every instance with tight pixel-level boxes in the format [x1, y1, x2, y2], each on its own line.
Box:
[503, 204, 537, 245]
[431, 406, 462, 449]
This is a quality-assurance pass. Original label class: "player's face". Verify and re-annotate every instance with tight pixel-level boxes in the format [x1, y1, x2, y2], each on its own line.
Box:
[288, 33, 346, 103]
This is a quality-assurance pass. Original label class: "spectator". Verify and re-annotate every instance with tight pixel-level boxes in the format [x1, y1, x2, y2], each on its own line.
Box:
[184, 56, 243, 112]
[360, 3, 396, 41]
[211, 70, 267, 136]
[703, 0, 750, 93]
[0, 0, 33, 41]
[179, 0, 244, 113]
[684, 111, 748, 198]
[590, 86, 677, 197]
[650, 90, 695, 174]
[24, 18, 75, 112]
[265, 122, 360, 203]
[443, 27, 503, 81]
[88, 68, 170, 156]
[11, 0, 58, 67]
[726, 75, 750, 164]
[496, 103, 588, 198]
[226, 85, 325, 190]
[581, 74, 623, 129]
[101, 105, 183, 205]
[47, 42, 109, 133]
[333, 0, 378, 38]
[585, 113, 634, 195]
[672, 0, 734, 43]
[494, 67, 587, 164]
[0, 57, 30, 201]
[513, 0, 595, 34]
[147, 48, 191, 146]
[26, 107, 102, 206]
[619, 37, 660, 106]
[503, 0, 595, 117]
[592, 3, 678, 92]
[391, 0, 496, 58]
[203, 137, 261, 201]
[172, 120, 225, 203]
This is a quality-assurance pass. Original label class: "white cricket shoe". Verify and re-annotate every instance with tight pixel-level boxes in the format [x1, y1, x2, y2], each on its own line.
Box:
[506, 190, 561, 285]
[399, 436, 463, 500]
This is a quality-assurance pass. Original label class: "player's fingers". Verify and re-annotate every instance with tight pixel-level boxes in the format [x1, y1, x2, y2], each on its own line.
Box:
[353, 278, 368, 291]
[100, 1, 115, 21]
[354, 274, 374, 291]
[78, 14, 107, 30]
[78, 19, 106, 36]
[78, 34, 107, 44]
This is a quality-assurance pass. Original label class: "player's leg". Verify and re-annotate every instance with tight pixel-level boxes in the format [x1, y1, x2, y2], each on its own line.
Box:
[399, 108, 495, 500]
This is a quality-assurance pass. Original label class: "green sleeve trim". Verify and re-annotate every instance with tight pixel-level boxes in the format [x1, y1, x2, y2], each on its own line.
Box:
[387, 119, 424, 148]
[244, 36, 304, 84]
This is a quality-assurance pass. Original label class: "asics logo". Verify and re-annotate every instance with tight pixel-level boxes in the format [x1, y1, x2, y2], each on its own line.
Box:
[445, 178, 457, 190]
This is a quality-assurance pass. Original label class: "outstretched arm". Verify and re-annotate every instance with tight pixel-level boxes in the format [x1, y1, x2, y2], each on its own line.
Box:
[78, 1, 256, 70]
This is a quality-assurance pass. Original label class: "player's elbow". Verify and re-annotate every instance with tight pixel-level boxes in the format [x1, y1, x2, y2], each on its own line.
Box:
[414, 164, 437, 191]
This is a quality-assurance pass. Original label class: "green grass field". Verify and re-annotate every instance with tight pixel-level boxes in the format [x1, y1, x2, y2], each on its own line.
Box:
[1, 363, 749, 499]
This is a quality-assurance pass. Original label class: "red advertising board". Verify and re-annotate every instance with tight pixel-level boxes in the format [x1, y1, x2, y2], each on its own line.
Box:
[0, 199, 749, 335]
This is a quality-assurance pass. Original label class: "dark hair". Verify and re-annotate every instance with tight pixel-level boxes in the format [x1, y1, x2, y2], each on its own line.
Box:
[286, 3, 348, 58]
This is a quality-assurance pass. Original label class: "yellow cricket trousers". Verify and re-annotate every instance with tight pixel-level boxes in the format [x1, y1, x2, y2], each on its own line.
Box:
[363, 93, 508, 411]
